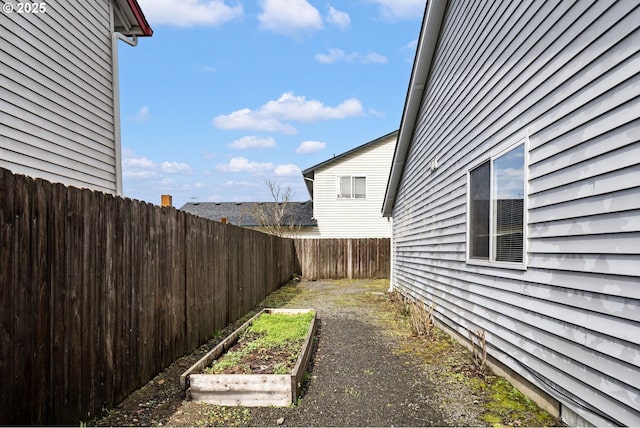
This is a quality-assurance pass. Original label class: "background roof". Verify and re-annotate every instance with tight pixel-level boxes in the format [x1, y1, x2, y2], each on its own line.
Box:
[180, 201, 317, 227]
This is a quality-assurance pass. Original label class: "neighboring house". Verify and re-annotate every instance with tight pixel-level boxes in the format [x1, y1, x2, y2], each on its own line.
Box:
[180, 201, 318, 236]
[383, 1, 639, 426]
[0, 0, 152, 195]
[302, 130, 397, 238]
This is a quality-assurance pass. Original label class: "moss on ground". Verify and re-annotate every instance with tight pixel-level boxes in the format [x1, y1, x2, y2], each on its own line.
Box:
[481, 377, 557, 427]
[373, 289, 556, 427]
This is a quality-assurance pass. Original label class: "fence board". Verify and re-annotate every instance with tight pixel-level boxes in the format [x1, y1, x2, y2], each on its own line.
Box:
[212, 221, 227, 332]
[113, 196, 129, 405]
[80, 189, 96, 420]
[130, 200, 143, 392]
[32, 179, 51, 423]
[64, 185, 82, 423]
[103, 193, 116, 410]
[49, 182, 67, 423]
[0, 168, 14, 423]
[93, 191, 107, 418]
[12, 175, 31, 423]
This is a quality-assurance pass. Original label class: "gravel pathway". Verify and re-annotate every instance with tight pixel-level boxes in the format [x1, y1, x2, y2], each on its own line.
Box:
[246, 279, 482, 427]
[94, 279, 486, 427]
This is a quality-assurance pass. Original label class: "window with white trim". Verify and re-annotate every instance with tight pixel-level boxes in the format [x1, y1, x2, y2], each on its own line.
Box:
[337, 176, 366, 199]
[468, 142, 525, 265]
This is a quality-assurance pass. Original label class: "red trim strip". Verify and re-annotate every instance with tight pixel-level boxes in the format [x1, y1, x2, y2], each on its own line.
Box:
[126, 0, 153, 36]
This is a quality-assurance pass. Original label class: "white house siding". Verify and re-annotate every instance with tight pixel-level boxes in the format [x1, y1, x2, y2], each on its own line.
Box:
[0, 0, 118, 193]
[313, 136, 394, 238]
[293, 228, 321, 238]
[391, 1, 639, 426]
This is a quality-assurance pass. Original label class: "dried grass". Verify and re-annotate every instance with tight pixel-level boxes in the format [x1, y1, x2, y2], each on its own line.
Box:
[409, 300, 436, 339]
[469, 329, 487, 373]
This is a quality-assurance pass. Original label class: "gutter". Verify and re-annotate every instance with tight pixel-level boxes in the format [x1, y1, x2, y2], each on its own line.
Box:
[381, 0, 447, 217]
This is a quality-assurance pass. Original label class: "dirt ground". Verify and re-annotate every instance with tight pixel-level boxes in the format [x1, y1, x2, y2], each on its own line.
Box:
[91, 278, 556, 427]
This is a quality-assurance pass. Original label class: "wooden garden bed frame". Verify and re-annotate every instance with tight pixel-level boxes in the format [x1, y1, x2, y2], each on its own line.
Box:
[180, 308, 317, 407]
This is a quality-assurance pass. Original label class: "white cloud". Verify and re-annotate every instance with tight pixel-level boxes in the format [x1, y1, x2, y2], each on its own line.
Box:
[213, 108, 297, 134]
[274, 164, 301, 176]
[216, 157, 274, 173]
[367, 108, 385, 117]
[122, 149, 193, 180]
[228, 136, 276, 149]
[213, 92, 363, 134]
[137, 0, 243, 27]
[296, 140, 326, 154]
[262, 92, 363, 121]
[405, 38, 418, 50]
[315, 49, 346, 64]
[258, 0, 323, 38]
[130, 106, 150, 122]
[326, 5, 350, 30]
[196, 63, 217, 73]
[123, 153, 156, 169]
[161, 161, 193, 174]
[403, 38, 419, 62]
[361, 52, 388, 64]
[222, 180, 261, 187]
[122, 150, 158, 178]
[315, 48, 388, 64]
[369, 0, 425, 20]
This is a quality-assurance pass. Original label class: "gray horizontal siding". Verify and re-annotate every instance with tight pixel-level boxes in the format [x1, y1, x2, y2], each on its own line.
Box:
[392, 0, 640, 426]
[0, 0, 117, 193]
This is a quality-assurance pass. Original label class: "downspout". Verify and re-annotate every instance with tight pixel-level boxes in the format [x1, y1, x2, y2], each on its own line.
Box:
[111, 31, 137, 196]
[303, 176, 315, 219]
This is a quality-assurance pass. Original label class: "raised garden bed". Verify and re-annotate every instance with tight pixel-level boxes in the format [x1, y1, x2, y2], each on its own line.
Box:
[180, 308, 317, 407]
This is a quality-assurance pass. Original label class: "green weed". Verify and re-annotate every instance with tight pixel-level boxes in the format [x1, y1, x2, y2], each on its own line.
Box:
[205, 311, 314, 375]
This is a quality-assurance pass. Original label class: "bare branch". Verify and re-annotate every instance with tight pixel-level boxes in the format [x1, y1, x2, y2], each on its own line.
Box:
[250, 180, 301, 237]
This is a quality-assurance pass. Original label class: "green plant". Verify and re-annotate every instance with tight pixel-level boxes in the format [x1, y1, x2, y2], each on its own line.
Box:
[194, 405, 250, 427]
[205, 311, 314, 375]
[248, 312, 314, 343]
[273, 363, 289, 374]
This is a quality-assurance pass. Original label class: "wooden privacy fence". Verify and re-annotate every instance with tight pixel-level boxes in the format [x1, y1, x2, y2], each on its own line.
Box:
[294, 238, 390, 279]
[0, 168, 296, 425]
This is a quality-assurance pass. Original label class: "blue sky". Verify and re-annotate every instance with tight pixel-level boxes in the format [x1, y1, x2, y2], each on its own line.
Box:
[119, 0, 425, 208]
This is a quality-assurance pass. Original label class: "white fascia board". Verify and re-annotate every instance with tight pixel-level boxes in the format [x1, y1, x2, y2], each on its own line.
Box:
[382, 0, 447, 217]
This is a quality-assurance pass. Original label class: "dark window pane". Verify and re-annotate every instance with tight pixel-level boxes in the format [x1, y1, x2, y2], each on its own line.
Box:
[469, 161, 490, 259]
[495, 200, 524, 262]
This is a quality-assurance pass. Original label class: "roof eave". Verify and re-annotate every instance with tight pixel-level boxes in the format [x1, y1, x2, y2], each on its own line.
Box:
[113, 0, 153, 37]
[381, 0, 447, 217]
[301, 129, 399, 176]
